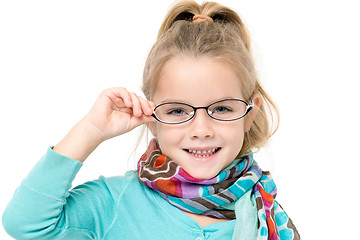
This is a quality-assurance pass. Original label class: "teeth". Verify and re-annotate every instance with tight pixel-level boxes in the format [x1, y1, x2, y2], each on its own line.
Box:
[194, 154, 211, 157]
[187, 148, 218, 157]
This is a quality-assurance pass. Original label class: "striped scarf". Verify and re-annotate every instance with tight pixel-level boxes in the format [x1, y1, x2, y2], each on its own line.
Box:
[137, 139, 300, 239]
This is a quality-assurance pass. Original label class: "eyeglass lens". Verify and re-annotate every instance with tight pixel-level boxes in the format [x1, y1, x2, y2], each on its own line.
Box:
[154, 99, 248, 124]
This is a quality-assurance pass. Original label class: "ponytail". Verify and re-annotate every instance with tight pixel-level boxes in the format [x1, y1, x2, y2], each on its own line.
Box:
[157, 1, 251, 51]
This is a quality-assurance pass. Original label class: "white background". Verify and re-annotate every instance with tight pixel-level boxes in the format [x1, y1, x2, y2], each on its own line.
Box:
[1, 1, 359, 239]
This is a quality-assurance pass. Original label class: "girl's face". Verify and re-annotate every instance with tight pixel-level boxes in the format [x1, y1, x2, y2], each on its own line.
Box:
[150, 56, 251, 179]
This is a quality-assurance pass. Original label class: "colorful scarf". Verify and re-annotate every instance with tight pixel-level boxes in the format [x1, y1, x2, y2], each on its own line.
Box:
[137, 139, 300, 240]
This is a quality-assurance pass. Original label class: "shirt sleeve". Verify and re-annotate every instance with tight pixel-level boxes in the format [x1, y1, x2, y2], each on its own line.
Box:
[2, 147, 116, 240]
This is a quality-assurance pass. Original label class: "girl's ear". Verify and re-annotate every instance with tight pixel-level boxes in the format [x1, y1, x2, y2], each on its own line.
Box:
[147, 122, 158, 137]
[244, 93, 261, 132]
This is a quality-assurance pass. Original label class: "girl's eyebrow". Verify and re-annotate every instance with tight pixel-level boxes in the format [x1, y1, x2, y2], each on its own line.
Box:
[159, 98, 184, 103]
[159, 96, 242, 104]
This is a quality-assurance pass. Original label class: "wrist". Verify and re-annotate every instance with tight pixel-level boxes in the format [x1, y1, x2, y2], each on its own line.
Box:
[53, 119, 104, 163]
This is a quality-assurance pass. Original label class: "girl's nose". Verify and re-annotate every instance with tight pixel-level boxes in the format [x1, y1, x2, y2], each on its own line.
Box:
[189, 109, 215, 139]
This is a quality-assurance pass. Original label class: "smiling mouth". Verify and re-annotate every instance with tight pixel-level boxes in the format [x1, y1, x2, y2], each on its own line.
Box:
[184, 147, 221, 158]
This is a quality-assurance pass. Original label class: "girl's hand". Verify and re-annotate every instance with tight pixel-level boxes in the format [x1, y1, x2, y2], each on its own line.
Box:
[53, 87, 155, 162]
[84, 87, 156, 142]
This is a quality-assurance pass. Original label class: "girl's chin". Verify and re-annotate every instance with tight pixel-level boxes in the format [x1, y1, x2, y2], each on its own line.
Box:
[179, 149, 223, 179]
[183, 168, 219, 180]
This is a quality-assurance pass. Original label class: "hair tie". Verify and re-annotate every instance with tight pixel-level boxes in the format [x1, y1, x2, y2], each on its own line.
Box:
[192, 14, 213, 23]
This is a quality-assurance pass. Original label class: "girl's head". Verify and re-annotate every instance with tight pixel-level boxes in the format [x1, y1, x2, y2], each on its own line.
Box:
[141, 1, 278, 178]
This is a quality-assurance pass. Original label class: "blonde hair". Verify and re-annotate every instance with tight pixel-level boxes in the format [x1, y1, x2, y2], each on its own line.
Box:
[141, 0, 279, 156]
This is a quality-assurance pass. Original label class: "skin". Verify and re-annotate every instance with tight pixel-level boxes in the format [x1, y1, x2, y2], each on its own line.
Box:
[53, 56, 260, 228]
[53, 88, 156, 162]
[149, 56, 259, 179]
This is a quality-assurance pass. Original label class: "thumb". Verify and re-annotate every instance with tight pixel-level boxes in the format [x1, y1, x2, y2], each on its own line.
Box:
[128, 114, 156, 131]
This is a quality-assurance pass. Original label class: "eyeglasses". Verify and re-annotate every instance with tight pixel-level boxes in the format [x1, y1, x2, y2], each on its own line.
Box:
[152, 98, 254, 124]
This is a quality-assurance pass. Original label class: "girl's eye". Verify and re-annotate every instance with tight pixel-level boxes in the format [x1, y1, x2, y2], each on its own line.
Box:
[213, 106, 232, 113]
[166, 108, 187, 116]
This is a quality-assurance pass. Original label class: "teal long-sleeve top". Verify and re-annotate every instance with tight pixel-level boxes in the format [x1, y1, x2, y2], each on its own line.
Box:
[2, 148, 235, 239]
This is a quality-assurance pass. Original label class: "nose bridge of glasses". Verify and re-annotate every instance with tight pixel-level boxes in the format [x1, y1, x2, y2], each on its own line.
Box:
[192, 106, 212, 117]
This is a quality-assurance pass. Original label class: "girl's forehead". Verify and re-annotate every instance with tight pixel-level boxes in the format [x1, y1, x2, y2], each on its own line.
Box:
[152, 56, 244, 104]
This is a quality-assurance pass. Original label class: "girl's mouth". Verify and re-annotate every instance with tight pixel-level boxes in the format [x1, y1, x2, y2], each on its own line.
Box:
[184, 147, 221, 158]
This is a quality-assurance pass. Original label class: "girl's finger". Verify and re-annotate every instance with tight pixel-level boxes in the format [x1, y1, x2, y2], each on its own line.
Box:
[108, 87, 132, 108]
[139, 97, 154, 116]
[129, 92, 143, 117]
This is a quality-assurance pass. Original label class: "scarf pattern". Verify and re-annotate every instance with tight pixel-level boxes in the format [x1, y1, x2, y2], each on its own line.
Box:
[137, 139, 300, 239]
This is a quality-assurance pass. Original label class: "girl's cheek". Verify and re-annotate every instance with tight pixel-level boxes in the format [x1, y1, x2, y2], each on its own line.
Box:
[157, 125, 186, 142]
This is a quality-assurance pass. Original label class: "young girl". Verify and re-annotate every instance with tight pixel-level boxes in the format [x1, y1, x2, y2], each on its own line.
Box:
[3, 1, 300, 239]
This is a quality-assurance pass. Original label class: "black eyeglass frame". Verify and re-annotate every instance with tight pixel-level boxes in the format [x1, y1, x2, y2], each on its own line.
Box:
[151, 98, 254, 124]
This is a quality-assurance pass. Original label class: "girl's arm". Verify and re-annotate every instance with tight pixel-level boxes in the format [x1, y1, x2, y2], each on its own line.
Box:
[54, 87, 155, 162]
[2, 88, 155, 239]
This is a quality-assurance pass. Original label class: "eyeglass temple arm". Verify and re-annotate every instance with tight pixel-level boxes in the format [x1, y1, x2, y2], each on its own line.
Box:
[247, 97, 254, 112]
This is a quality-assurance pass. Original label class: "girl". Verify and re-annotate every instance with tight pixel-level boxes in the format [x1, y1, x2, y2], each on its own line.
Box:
[3, 1, 300, 239]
